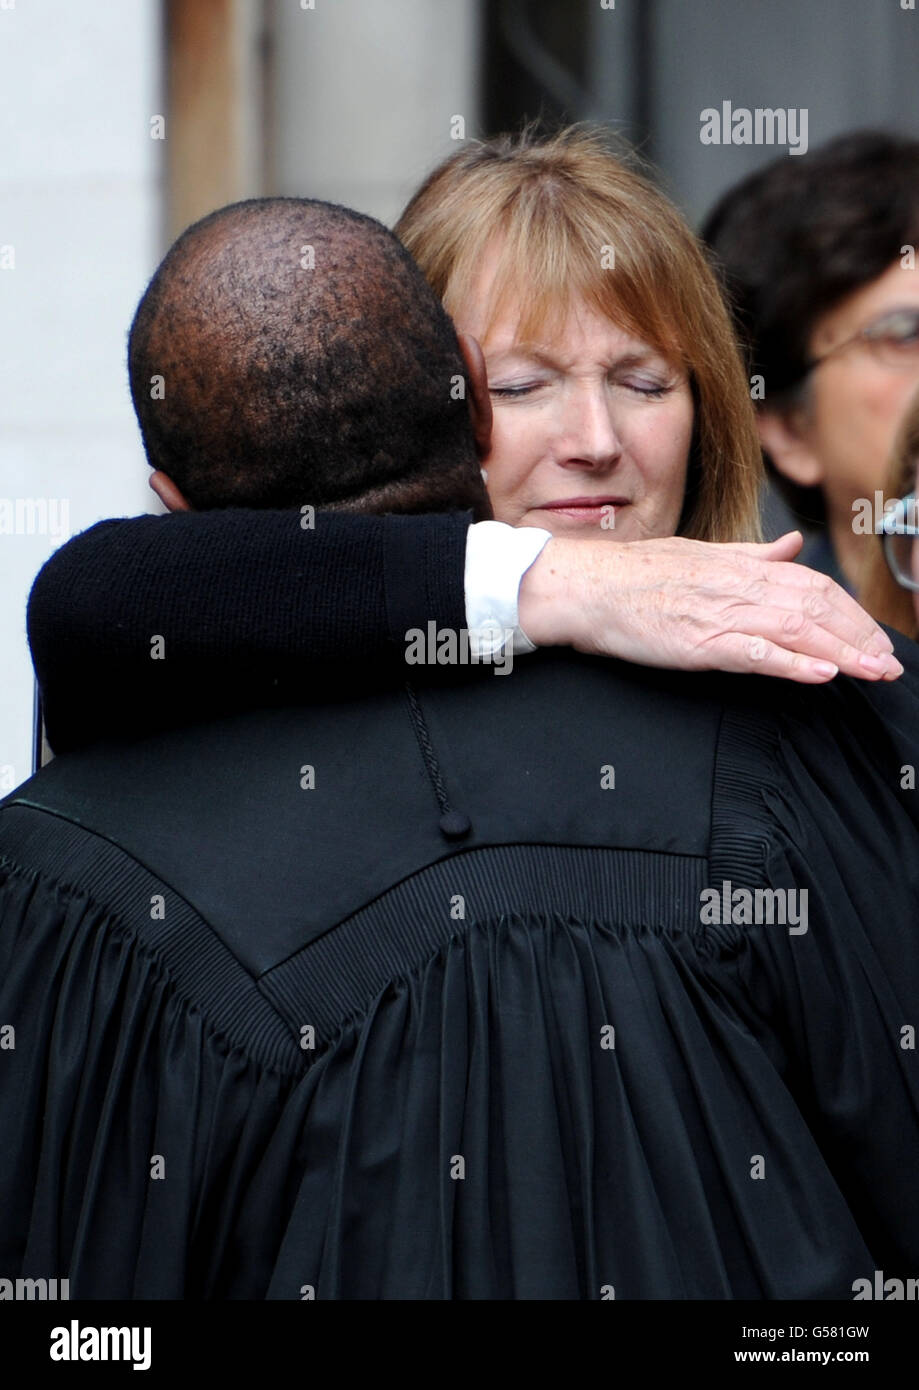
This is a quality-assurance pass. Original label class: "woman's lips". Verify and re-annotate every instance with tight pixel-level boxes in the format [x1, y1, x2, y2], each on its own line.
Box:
[535, 497, 630, 523]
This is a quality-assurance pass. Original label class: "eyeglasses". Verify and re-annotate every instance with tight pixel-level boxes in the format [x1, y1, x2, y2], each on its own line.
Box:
[879, 492, 919, 591]
[804, 307, 919, 375]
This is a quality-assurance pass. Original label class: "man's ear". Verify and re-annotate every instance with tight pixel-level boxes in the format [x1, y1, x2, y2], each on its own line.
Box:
[149, 470, 193, 512]
[457, 332, 493, 461]
[756, 409, 824, 488]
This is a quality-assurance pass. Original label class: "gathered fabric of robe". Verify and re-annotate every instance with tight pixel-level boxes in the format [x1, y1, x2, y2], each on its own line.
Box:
[1, 648, 918, 1299]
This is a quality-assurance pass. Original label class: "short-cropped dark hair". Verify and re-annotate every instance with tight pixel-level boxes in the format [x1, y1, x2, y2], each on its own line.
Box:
[128, 197, 486, 517]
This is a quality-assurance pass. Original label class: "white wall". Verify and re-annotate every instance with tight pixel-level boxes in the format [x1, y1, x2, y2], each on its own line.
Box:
[0, 0, 162, 788]
[272, 0, 482, 226]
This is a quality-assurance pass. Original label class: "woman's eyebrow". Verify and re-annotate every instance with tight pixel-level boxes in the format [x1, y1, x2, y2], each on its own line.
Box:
[485, 343, 671, 371]
[485, 344, 566, 369]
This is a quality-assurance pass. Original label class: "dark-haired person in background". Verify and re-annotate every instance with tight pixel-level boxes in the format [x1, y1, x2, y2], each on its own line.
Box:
[703, 131, 919, 595]
[3, 193, 919, 1301]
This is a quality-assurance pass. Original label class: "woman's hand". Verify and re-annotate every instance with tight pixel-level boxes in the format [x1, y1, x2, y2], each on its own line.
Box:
[518, 530, 903, 682]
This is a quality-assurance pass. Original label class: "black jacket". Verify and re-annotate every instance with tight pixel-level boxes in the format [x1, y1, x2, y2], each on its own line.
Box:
[2, 647, 918, 1299]
[27, 509, 471, 753]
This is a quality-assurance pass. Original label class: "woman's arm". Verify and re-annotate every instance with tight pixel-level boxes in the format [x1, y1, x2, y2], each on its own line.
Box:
[28, 508, 470, 752]
[29, 509, 902, 755]
[522, 532, 902, 684]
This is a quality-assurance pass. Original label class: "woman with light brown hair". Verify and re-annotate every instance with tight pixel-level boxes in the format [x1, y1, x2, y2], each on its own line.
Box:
[861, 383, 919, 640]
[396, 124, 763, 546]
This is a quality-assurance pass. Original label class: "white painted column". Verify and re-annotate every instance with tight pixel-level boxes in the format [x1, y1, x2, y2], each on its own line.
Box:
[0, 0, 163, 786]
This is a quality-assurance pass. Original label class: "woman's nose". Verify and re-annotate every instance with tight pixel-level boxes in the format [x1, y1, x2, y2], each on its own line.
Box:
[557, 384, 622, 469]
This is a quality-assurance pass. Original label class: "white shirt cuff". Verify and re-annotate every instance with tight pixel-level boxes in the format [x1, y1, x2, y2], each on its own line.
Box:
[464, 520, 552, 658]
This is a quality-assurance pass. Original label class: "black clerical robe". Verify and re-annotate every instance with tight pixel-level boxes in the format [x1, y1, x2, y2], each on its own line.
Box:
[1, 650, 918, 1299]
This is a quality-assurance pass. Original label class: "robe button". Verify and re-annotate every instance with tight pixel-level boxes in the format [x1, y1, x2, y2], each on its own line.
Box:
[439, 811, 471, 840]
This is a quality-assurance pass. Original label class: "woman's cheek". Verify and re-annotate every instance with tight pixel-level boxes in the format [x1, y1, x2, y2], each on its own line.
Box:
[637, 411, 689, 477]
[489, 416, 544, 491]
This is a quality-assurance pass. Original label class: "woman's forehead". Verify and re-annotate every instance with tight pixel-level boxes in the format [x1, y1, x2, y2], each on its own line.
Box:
[461, 295, 674, 372]
[478, 317, 665, 365]
[454, 264, 618, 343]
[450, 233, 676, 361]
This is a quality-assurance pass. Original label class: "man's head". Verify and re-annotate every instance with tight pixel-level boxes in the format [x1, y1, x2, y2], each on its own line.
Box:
[128, 197, 491, 517]
[702, 132, 919, 582]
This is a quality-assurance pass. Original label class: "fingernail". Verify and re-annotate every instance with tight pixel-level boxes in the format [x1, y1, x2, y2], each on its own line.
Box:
[859, 653, 887, 673]
[814, 661, 838, 678]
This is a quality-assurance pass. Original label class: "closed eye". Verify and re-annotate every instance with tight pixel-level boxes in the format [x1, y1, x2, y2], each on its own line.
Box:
[490, 376, 678, 399]
[622, 380, 673, 398]
[489, 383, 544, 398]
